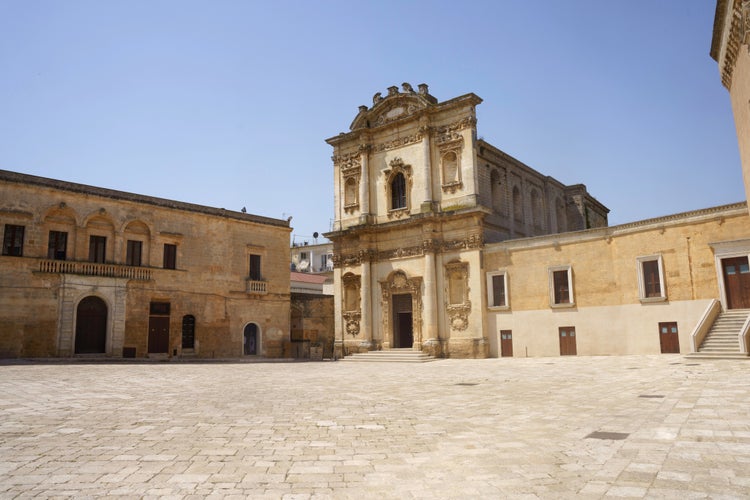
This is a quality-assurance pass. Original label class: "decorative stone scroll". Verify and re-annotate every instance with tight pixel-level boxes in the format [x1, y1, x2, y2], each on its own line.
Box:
[342, 273, 362, 337]
[343, 310, 361, 337]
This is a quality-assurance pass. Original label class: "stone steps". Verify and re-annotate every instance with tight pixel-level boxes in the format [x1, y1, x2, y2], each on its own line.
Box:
[689, 309, 749, 359]
[343, 348, 437, 363]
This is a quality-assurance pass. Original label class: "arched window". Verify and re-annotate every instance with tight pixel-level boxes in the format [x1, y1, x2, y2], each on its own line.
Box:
[556, 197, 566, 233]
[391, 172, 406, 210]
[491, 170, 504, 214]
[512, 186, 523, 222]
[530, 189, 543, 231]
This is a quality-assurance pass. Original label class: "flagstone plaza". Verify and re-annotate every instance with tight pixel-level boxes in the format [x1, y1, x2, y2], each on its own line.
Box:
[1, 356, 749, 499]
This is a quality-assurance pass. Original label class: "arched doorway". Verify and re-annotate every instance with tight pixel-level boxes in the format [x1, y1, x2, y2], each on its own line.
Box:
[75, 296, 107, 354]
[243, 323, 259, 355]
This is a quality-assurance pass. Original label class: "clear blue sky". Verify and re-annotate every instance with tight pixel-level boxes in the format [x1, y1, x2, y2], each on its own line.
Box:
[0, 1, 743, 243]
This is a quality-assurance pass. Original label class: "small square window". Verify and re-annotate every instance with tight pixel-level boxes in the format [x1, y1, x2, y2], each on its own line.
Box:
[2, 224, 25, 257]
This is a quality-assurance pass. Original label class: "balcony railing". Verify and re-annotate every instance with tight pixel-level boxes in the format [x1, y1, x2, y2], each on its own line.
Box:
[246, 279, 268, 294]
[39, 259, 153, 281]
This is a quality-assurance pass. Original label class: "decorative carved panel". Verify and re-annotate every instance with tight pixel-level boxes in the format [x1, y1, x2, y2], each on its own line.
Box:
[445, 261, 471, 331]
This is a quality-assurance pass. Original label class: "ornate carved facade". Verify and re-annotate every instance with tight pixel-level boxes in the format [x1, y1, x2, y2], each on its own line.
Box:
[325, 84, 609, 358]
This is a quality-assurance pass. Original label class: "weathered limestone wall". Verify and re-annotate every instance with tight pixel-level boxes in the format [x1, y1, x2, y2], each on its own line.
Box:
[484, 204, 750, 356]
[0, 170, 291, 358]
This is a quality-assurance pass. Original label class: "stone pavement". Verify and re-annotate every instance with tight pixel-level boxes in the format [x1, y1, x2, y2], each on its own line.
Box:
[1, 355, 749, 499]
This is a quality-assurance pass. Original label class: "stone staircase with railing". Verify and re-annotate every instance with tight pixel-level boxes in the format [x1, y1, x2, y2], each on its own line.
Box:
[689, 309, 750, 359]
[343, 348, 437, 363]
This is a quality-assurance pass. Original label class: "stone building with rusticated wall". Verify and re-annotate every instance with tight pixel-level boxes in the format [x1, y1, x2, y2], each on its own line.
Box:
[0, 169, 291, 359]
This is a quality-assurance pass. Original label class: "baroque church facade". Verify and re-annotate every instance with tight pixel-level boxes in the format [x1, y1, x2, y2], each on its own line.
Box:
[325, 84, 609, 359]
[326, 84, 750, 359]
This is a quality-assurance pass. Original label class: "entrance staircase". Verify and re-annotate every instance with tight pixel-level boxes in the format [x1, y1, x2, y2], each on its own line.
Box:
[343, 348, 437, 363]
[689, 309, 750, 359]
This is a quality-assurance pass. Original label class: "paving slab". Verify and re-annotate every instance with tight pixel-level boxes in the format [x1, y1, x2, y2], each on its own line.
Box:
[1, 355, 749, 498]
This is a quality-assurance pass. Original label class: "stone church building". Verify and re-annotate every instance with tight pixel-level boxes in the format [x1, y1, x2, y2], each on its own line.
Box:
[326, 83, 750, 359]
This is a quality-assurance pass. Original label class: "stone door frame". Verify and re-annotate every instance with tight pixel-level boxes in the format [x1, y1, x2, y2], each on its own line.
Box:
[379, 270, 422, 350]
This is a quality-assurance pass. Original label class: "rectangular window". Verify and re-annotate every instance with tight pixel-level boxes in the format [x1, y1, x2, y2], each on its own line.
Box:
[249, 254, 262, 280]
[549, 266, 574, 307]
[2, 224, 25, 256]
[126, 240, 142, 266]
[637, 255, 666, 302]
[88, 235, 106, 263]
[486, 271, 508, 309]
[48, 231, 68, 260]
[163, 244, 177, 270]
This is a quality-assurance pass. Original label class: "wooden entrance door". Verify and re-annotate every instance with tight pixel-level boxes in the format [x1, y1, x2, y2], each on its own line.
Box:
[658, 322, 680, 353]
[500, 330, 513, 357]
[723, 257, 750, 309]
[75, 296, 107, 354]
[558, 326, 577, 356]
[392, 293, 413, 348]
[148, 316, 170, 353]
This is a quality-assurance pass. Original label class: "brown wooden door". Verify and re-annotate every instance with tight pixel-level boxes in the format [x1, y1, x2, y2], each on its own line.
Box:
[723, 257, 750, 309]
[392, 294, 413, 348]
[148, 316, 170, 353]
[75, 296, 107, 354]
[658, 322, 680, 353]
[559, 326, 577, 356]
[500, 330, 513, 357]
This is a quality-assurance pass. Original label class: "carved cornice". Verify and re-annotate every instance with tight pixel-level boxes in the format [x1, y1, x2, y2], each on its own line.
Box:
[718, 0, 750, 89]
[373, 132, 424, 153]
[336, 235, 484, 267]
[434, 117, 476, 144]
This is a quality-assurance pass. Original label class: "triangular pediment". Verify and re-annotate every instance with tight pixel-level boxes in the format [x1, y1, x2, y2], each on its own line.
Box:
[349, 83, 437, 131]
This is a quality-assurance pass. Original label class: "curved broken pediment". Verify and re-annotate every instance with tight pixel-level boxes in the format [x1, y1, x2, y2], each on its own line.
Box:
[349, 82, 437, 131]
